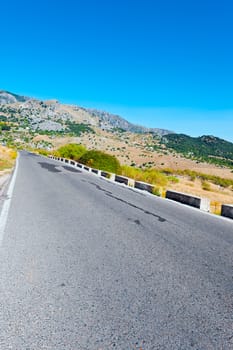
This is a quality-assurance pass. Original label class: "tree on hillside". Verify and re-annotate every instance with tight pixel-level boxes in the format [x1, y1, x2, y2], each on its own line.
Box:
[56, 143, 86, 160]
[79, 150, 121, 173]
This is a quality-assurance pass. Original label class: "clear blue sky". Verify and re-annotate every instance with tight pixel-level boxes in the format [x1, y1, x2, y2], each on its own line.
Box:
[1, 0, 233, 141]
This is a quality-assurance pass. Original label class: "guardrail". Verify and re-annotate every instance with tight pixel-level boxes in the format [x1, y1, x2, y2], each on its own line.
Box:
[48, 155, 232, 218]
[115, 175, 129, 185]
[166, 190, 210, 212]
[135, 181, 154, 193]
[221, 204, 233, 219]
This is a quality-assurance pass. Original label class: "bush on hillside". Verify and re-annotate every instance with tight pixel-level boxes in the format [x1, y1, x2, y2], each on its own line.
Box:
[202, 181, 211, 191]
[55, 143, 86, 160]
[37, 149, 50, 156]
[121, 165, 167, 187]
[66, 121, 95, 136]
[79, 150, 121, 173]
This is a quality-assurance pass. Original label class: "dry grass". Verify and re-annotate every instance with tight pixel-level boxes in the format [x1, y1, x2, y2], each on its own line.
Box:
[168, 177, 233, 211]
[121, 165, 167, 187]
[0, 146, 17, 174]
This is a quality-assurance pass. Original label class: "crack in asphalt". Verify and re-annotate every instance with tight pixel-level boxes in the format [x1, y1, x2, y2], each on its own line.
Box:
[88, 182, 113, 195]
[36, 166, 167, 223]
[107, 193, 167, 222]
[88, 181, 166, 223]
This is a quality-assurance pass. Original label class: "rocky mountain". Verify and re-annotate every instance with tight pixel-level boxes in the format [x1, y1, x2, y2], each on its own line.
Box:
[85, 108, 171, 135]
[0, 90, 171, 135]
[0, 90, 29, 104]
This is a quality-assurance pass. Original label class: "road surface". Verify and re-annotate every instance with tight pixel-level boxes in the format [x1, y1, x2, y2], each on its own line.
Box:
[0, 151, 232, 349]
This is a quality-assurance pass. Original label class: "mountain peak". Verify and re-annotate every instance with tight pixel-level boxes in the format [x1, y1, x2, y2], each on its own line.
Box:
[0, 90, 29, 104]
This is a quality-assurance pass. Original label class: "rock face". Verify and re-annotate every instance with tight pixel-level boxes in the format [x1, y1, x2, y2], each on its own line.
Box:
[86, 109, 172, 135]
[0, 91, 29, 104]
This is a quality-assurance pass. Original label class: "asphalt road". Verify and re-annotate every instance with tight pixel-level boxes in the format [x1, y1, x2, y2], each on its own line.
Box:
[0, 151, 232, 350]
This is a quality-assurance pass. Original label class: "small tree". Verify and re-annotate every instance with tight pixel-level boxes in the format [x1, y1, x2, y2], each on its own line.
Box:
[56, 143, 86, 160]
[79, 150, 121, 173]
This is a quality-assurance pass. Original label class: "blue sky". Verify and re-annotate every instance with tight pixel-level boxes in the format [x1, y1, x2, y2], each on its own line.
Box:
[1, 0, 233, 141]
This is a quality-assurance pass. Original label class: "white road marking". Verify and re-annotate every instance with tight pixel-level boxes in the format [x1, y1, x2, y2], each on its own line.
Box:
[0, 154, 19, 246]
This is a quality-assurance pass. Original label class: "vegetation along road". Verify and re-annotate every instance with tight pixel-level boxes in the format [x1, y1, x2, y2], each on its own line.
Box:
[0, 151, 232, 349]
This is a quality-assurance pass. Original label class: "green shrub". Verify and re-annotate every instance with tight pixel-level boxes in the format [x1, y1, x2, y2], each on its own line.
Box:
[66, 122, 95, 136]
[37, 149, 49, 156]
[121, 165, 167, 187]
[143, 169, 168, 187]
[79, 150, 121, 173]
[121, 165, 143, 180]
[167, 175, 179, 183]
[202, 181, 211, 191]
[55, 143, 86, 160]
[152, 187, 161, 196]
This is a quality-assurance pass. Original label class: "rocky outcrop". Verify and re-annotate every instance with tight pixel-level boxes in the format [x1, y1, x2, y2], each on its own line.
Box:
[0, 91, 29, 104]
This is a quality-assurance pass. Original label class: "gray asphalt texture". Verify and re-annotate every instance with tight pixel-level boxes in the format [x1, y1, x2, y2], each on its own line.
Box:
[0, 151, 232, 350]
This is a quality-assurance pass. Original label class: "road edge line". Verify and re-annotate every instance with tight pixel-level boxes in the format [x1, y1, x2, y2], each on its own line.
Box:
[0, 154, 19, 246]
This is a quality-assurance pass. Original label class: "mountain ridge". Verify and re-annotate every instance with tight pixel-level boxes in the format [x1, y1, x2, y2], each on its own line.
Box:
[0, 90, 232, 170]
[85, 108, 171, 135]
[0, 90, 29, 104]
[0, 90, 171, 136]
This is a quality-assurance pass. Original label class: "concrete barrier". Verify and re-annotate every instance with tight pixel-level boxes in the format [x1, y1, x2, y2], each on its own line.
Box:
[221, 204, 233, 219]
[166, 190, 210, 211]
[115, 175, 129, 185]
[135, 181, 154, 193]
[48, 156, 217, 215]
[128, 178, 135, 187]
[101, 171, 111, 178]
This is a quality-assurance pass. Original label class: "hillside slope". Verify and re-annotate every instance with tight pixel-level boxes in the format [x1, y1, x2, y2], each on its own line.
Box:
[162, 134, 233, 168]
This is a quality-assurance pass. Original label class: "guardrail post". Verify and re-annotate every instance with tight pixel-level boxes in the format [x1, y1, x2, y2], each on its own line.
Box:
[166, 190, 210, 211]
[221, 204, 233, 219]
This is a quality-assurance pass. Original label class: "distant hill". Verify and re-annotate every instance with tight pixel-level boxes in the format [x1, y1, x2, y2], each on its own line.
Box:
[0, 90, 29, 104]
[162, 134, 233, 168]
[85, 108, 172, 135]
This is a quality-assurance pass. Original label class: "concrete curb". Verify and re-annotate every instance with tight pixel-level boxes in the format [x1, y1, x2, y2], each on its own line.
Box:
[166, 190, 210, 212]
[221, 204, 233, 219]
